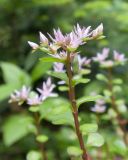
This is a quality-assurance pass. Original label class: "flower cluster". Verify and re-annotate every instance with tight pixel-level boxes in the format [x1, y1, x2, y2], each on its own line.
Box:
[9, 78, 57, 106]
[93, 48, 127, 68]
[28, 23, 104, 60]
[91, 99, 106, 113]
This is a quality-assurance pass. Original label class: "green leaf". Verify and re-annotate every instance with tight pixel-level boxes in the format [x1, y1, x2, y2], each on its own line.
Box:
[48, 71, 68, 83]
[110, 139, 127, 156]
[80, 69, 91, 75]
[31, 61, 52, 82]
[36, 135, 48, 143]
[96, 73, 108, 82]
[72, 77, 90, 86]
[77, 95, 102, 107]
[112, 78, 123, 84]
[58, 86, 69, 91]
[29, 106, 40, 112]
[40, 57, 64, 63]
[0, 62, 31, 85]
[39, 97, 74, 126]
[80, 123, 98, 135]
[86, 133, 104, 147]
[26, 150, 41, 160]
[2, 114, 36, 146]
[0, 84, 20, 102]
[67, 146, 82, 156]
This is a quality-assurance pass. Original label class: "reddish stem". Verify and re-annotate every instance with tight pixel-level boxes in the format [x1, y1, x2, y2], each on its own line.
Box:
[66, 53, 90, 160]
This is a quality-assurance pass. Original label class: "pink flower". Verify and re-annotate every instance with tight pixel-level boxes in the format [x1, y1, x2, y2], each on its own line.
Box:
[91, 99, 106, 113]
[39, 32, 48, 45]
[92, 23, 103, 38]
[93, 48, 110, 62]
[28, 41, 39, 50]
[113, 50, 127, 63]
[77, 55, 91, 69]
[9, 86, 30, 103]
[66, 31, 82, 51]
[74, 23, 91, 39]
[100, 60, 114, 68]
[49, 28, 65, 45]
[37, 77, 57, 100]
[27, 95, 42, 106]
[53, 62, 65, 72]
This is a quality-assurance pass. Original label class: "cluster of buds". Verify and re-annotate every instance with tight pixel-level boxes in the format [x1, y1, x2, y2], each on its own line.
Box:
[9, 78, 57, 106]
[93, 48, 127, 68]
[28, 23, 104, 60]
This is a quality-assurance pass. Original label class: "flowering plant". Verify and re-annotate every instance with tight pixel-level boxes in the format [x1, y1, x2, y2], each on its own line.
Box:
[7, 23, 128, 160]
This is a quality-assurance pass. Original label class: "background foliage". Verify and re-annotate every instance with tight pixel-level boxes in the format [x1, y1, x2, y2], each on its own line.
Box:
[0, 0, 128, 160]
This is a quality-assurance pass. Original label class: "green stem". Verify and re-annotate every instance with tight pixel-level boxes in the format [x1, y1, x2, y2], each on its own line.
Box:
[34, 112, 47, 160]
[66, 53, 90, 160]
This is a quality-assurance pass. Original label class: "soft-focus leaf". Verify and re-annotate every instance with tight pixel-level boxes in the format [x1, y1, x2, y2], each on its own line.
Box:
[36, 135, 48, 143]
[67, 146, 82, 156]
[26, 150, 41, 160]
[40, 57, 64, 63]
[72, 76, 90, 86]
[0, 84, 20, 102]
[31, 61, 52, 82]
[29, 106, 40, 112]
[87, 133, 104, 147]
[0, 62, 31, 85]
[2, 114, 36, 146]
[77, 95, 102, 107]
[58, 86, 69, 91]
[112, 78, 123, 84]
[39, 97, 73, 126]
[80, 69, 91, 75]
[48, 71, 68, 83]
[80, 123, 98, 135]
[96, 73, 108, 82]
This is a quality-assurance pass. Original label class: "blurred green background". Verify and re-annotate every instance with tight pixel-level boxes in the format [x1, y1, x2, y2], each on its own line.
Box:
[0, 0, 128, 160]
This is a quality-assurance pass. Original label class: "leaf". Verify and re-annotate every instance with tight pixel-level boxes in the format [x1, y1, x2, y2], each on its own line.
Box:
[0, 84, 20, 102]
[86, 133, 104, 147]
[26, 150, 41, 160]
[67, 146, 82, 157]
[58, 86, 69, 91]
[112, 78, 123, 84]
[39, 97, 74, 126]
[48, 71, 68, 83]
[29, 106, 40, 112]
[40, 57, 64, 63]
[36, 135, 48, 143]
[110, 139, 127, 156]
[2, 114, 36, 146]
[84, 81, 104, 95]
[72, 78, 90, 86]
[80, 123, 98, 135]
[31, 61, 52, 82]
[77, 95, 102, 107]
[96, 73, 108, 82]
[80, 69, 91, 75]
[0, 62, 31, 85]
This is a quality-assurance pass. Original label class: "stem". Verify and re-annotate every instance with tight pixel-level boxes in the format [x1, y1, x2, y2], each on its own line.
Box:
[108, 68, 128, 145]
[34, 112, 47, 160]
[66, 53, 90, 160]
